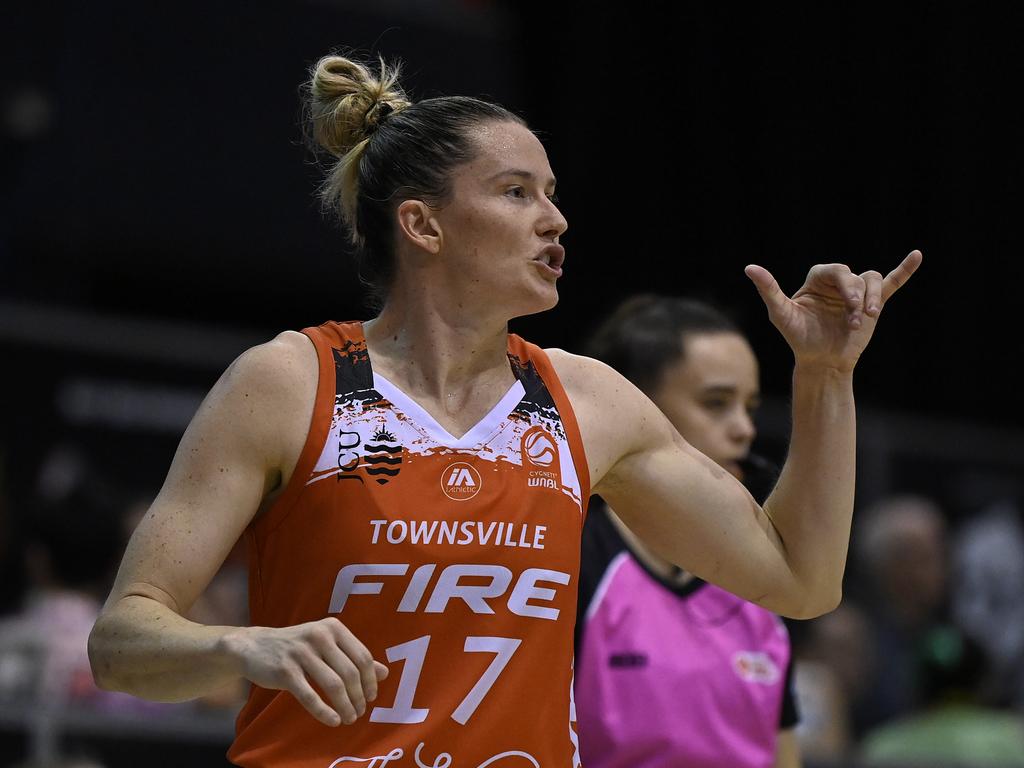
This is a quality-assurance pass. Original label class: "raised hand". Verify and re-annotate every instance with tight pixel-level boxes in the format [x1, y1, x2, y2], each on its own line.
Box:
[224, 617, 389, 726]
[744, 250, 922, 371]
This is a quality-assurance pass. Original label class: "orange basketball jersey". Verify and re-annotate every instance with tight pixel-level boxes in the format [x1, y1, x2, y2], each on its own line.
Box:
[228, 321, 590, 768]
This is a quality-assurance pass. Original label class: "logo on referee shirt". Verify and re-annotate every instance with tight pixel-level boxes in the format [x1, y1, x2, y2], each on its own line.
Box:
[732, 651, 781, 685]
[442, 462, 482, 501]
[609, 652, 649, 669]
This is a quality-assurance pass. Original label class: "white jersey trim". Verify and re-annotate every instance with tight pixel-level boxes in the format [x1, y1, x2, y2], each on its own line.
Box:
[373, 372, 526, 450]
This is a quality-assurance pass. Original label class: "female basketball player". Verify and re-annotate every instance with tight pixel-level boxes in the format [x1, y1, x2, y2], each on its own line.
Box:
[88, 54, 921, 767]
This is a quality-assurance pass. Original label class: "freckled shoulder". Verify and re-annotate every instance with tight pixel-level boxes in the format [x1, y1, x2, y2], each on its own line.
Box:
[249, 330, 319, 395]
[222, 331, 316, 408]
[543, 347, 615, 402]
[210, 329, 319, 479]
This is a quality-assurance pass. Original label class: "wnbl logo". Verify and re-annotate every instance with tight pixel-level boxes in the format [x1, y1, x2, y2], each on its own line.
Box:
[528, 475, 558, 490]
[522, 426, 560, 492]
[522, 427, 556, 467]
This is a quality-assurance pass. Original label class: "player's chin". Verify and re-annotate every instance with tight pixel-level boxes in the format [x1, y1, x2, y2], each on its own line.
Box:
[512, 282, 560, 317]
[533, 283, 560, 313]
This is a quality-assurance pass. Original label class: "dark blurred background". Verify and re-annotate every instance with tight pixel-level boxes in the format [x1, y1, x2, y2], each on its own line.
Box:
[3, 2, 1024, 767]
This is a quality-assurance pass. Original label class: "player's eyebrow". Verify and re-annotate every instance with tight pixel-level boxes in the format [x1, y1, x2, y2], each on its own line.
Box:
[487, 169, 557, 188]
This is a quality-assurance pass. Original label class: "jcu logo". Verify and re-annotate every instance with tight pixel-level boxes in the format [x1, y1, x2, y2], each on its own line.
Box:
[337, 427, 404, 485]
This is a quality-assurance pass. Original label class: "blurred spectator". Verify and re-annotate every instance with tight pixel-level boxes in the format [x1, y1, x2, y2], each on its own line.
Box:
[790, 602, 875, 762]
[0, 465, 27, 616]
[858, 624, 1024, 766]
[0, 436, 247, 717]
[851, 493, 950, 735]
[950, 498, 1024, 709]
[0, 481, 165, 714]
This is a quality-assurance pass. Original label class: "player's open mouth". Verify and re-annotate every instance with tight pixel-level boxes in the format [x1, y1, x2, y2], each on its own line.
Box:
[534, 245, 565, 277]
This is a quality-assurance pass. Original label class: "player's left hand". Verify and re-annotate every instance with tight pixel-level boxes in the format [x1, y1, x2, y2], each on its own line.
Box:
[744, 249, 922, 371]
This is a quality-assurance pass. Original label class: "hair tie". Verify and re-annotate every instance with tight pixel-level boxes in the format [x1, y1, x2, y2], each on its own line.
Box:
[364, 101, 394, 136]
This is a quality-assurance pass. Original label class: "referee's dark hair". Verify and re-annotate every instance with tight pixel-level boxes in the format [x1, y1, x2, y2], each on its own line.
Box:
[584, 295, 776, 502]
[583, 295, 742, 395]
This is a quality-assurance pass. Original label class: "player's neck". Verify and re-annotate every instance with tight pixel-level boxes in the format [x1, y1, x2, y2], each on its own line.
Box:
[363, 304, 512, 406]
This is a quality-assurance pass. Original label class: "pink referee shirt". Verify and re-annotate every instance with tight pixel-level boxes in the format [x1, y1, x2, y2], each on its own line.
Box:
[574, 504, 797, 768]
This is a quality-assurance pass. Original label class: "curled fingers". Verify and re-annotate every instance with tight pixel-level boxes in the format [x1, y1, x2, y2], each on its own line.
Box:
[282, 658, 346, 727]
[328, 619, 385, 706]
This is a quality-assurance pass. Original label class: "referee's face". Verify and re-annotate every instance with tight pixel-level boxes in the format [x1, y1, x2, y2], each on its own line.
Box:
[652, 331, 760, 481]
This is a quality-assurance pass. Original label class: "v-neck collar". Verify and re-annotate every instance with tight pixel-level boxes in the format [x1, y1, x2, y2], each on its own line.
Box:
[372, 372, 526, 449]
[358, 322, 526, 449]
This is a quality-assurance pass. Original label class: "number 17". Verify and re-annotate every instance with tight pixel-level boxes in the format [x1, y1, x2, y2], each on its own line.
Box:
[369, 635, 522, 725]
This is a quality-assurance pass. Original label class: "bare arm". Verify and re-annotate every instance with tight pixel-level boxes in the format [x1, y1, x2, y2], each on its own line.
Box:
[556, 252, 921, 619]
[88, 331, 386, 726]
[563, 356, 804, 614]
[775, 729, 802, 768]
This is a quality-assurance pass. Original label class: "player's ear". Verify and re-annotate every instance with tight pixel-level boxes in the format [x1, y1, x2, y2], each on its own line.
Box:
[397, 200, 441, 255]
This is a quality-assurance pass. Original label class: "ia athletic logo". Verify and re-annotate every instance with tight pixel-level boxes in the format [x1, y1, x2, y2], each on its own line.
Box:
[441, 462, 482, 501]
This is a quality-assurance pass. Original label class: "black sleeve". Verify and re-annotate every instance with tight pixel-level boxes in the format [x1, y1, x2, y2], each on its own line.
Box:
[779, 650, 800, 729]
[749, 450, 801, 726]
[574, 500, 627, 658]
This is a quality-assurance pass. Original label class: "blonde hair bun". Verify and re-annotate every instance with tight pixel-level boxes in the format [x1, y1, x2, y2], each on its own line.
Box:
[307, 55, 410, 158]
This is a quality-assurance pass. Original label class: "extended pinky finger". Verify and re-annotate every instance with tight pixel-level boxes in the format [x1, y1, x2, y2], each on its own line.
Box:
[881, 250, 923, 303]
